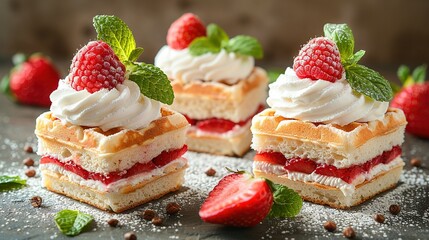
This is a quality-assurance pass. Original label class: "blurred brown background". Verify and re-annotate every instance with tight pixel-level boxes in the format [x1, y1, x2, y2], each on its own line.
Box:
[1, 0, 428, 78]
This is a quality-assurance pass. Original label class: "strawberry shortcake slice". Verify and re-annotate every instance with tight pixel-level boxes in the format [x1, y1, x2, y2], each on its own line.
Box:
[35, 16, 188, 212]
[251, 24, 407, 209]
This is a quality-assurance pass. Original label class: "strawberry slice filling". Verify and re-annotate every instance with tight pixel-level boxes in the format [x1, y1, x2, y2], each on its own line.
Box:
[185, 104, 265, 134]
[40, 145, 187, 185]
[254, 146, 401, 184]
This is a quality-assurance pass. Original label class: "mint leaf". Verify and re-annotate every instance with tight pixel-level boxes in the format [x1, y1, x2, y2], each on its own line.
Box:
[346, 64, 393, 102]
[207, 24, 229, 46]
[128, 63, 174, 104]
[324, 23, 354, 61]
[412, 64, 427, 83]
[93, 15, 141, 63]
[54, 210, 93, 236]
[225, 35, 263, 59]
[0, 175, 26, 192]
[128, 47, 144, 62]
[265, 179, 302, 218]
[189, 37, 221, 56]
[267, 68, 283, 84]
[345, 50, 365, 66]
[397, 65, 410, 84]
[1, 75, 12, 97]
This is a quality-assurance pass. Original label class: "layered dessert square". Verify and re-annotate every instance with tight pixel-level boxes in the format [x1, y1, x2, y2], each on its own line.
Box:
[155, 13, 268, 156]
[251, 24, 407, 208]
[34, 15, 188, 212]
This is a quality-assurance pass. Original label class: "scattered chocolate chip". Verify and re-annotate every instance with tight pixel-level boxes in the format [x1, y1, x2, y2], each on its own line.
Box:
[410, 158, 422, 167]
[151, 216, 163, 226]
[205, 168, 216, 176]
[389, 204, 401, 215]
[107, 218, 119, 227]
[374, 213, 385, 223]
[166, 202, 181, 215]
[323, 220, 336, 232]
[343, 226, 356, 239]
[124, 232, 137, 240]
[30, 196, 42, 208]
[23, 158, 34, 167]
[25, 168, 36, 177]
[142, 209, 156, 221]
[24, 145, 34, 153]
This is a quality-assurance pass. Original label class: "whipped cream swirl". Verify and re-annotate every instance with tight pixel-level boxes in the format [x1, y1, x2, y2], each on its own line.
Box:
[267, 68, 389, 125]
[50, 78, 161, 131]
[154, 45, 254, 84]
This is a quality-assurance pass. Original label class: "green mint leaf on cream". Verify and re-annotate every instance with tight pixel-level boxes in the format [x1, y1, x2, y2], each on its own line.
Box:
[189, 37, 221, 56]
[265, 179, 302, 218]
[225, 35, 263, 59]
[54, 210, 93, 236]
[0, 175, 26, 191]
[346, 64, 393, 102]
[128, 47, 144, 62]
[207, 24, 229, 46]
[93, 15, 143, 63]
[324, 23, 354, 61]
[128, 63, 174, 105]
[345, 50, 366, 66]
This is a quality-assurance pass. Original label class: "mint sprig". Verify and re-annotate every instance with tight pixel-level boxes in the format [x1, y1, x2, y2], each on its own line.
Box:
[189, 24, 263, 59]
[324, 23, 393, 102]
[54, 209, 94, 236]
[93, 15, 174, 105]
[266, 179, 303, 218]
[128, 63, 174, 104]
[0, 175, 26, 191]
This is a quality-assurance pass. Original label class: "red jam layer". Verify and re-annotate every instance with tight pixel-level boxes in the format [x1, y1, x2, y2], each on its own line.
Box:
[254, 146, 401, 184]
[40, 145, 187, 185]
[184, 104, 265, 134]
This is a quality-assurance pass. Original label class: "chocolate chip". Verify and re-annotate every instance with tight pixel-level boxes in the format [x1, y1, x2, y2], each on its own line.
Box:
[24, 145, 33, 153]
[25, 168, 36, 177]
[30, 196, 42, 208]
[389, 204, 401, 215]
[410, 158, 422, 167]
[23, 158, 34, 167]
[151, 216, 163, 226]
[166, 202, 181, 215]
[124, 232, 137, 240]
[142, 209, 156, 221]
[374, 214, 385, 223]
[323, 220, 336, 232]
[107, 218, 119, 227]
[205, 168, 216, 176]
[343, 226, 356, 239]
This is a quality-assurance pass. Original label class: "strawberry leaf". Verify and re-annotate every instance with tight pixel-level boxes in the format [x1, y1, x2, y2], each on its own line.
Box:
[225, 35, 263, 59]
[93, 15, 140, 63]
[54, 210, 93, 236]
[324, 23, 354, 61]
[412, 64, 427, 84]
[397, 65, 410, 84]
[265, 179, 302, 218]
[128, 63, 174, 105]
[346, 64, 393, 102]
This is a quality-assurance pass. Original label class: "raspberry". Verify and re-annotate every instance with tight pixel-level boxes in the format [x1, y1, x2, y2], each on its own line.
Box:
[167, 13, 206, 50]
[293, 37, 344, 82]
[69, 41, 125, 93]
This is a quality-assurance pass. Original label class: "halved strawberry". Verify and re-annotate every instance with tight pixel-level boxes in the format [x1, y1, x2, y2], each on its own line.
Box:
[315, 165, 363, 184]
[196, 119, 236, 133]
[254, 152, 287, 166]
[152, 145, 188, 167]
[199, 173, 273, 227]
[284, 158, 317, 174]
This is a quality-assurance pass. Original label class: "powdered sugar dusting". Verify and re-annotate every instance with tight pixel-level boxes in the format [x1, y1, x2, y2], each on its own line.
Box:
[1, 134, 428, 239]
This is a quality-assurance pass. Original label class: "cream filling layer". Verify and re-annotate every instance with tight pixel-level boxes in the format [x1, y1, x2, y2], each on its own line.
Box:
[253, 156, 404, 197]
[40, 157, 187, 193]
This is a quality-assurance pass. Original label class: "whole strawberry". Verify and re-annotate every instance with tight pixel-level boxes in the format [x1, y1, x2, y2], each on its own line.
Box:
[293, 37, 344, 82]
[69, 40, 125, 93]
[199, 170, 302, 227]
[1, 54, 60, 107]
[167, 13, 206, 50]
[391, 65, 429, 138]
